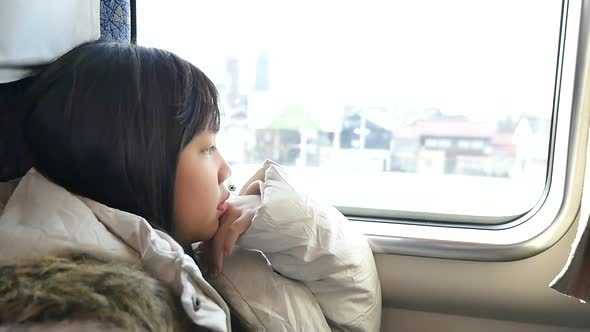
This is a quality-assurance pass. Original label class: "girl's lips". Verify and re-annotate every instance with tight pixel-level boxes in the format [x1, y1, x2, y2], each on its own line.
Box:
[218, 202, 228, 211]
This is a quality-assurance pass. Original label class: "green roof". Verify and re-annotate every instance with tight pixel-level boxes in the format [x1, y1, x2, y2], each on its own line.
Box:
[270, 101, 319, 131]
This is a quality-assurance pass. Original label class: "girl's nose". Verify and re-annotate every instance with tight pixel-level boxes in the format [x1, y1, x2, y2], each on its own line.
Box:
[218, 155, 231, 184]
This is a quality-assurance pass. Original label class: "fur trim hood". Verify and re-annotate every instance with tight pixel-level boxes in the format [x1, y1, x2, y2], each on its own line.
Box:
[0, 254, 194, 331]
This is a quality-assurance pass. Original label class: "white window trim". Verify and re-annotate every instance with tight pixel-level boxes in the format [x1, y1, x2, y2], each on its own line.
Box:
[355, 0, 590, 261]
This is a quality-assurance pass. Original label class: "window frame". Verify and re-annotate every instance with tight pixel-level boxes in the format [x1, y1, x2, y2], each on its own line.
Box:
[355, 0, 590, 261]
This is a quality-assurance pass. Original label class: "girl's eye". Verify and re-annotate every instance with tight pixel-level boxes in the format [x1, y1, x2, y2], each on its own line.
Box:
[204, 145, 217, 155]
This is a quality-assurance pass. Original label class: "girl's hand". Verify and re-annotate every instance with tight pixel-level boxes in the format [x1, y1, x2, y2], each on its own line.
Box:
[208, 192, 261, 275]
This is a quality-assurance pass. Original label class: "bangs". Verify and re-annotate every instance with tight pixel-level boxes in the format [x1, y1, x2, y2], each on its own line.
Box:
[176, 62, 221, 147]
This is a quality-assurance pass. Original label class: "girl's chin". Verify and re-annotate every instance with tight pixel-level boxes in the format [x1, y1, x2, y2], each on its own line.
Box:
[176, 220, 220, 245]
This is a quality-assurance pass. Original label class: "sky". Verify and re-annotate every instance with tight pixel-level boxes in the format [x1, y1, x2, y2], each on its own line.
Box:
[137, 0, 563, 123]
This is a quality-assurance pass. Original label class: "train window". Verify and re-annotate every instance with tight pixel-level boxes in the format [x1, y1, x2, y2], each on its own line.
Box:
[137, 0, 563, 225]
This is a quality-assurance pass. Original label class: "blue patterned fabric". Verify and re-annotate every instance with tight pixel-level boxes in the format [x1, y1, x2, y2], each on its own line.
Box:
[100, 0, 131, 43]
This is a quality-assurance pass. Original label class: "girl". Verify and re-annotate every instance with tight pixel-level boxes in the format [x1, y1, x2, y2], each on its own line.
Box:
[24, 41, 255, 273]
[2, 41, 256, 331]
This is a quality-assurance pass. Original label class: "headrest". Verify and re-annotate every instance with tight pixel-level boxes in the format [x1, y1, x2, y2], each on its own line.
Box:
[0, 0, 101, 83]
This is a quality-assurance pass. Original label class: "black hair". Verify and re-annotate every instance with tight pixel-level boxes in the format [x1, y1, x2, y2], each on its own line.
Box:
[24, 41, 220, 235]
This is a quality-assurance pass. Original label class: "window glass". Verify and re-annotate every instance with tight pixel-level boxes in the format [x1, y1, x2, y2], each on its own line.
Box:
[137, 0, 562, 221]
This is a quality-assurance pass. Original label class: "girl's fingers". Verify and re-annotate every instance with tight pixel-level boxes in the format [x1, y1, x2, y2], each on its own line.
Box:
[238, 168, 266, 196]
[211, 211, 255, 274]
[223, 214, 254, 256]
[211, 228, 226, 275]
[209, 195, 261, 275]
[242, 180, 263, 196]
[238, 160, 277, 196]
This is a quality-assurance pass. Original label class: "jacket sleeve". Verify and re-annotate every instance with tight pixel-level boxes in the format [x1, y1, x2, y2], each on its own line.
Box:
[237, 163, 382, 332]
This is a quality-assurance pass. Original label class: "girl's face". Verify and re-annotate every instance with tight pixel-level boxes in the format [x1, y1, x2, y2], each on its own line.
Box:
[174, 130, 231, 244]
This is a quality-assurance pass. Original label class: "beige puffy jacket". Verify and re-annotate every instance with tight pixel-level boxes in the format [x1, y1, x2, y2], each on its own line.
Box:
[0, 169, 231, 331]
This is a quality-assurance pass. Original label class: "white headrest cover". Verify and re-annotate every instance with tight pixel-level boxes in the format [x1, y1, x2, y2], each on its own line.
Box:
[0, 0, 100, 83]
